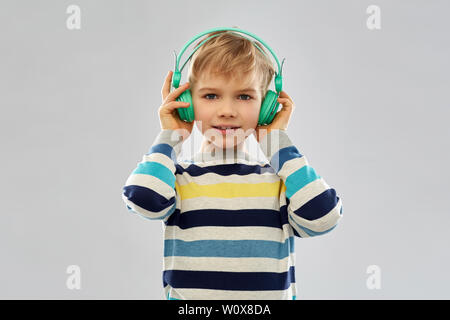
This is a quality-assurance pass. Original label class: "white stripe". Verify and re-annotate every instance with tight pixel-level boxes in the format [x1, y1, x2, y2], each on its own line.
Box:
[166, 283, 297, 300]
[122, 194, 174, 219]
[181, 196, 280, 211]
[164, 224, 295, 242]
[176, 171, 279, 186]
[288, 215, 311, 238]
[288, 178, 330, 211]
[277, 155, 308, 178]
[163, 253, 296, 273]
[142, 152, 175, 173]
[125, 173, 174, 199]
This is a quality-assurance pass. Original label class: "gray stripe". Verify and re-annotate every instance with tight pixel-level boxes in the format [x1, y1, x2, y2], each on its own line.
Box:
[153, 129, 184, 156]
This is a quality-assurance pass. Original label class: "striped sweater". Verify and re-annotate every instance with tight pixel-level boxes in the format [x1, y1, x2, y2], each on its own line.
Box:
[122, 129, 343, 300]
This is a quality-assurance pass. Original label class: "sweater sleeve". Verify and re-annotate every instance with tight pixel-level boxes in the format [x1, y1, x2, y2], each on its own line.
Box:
[122, 129, 184, 221]
[259, 129, 343, 238]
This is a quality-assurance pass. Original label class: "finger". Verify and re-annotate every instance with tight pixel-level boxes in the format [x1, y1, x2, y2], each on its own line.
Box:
[161, 70, 173, 101]
[279, 91, 294, 103]
[277, 99, 294, 113]
[159, 100, 190, 114]
[165, 82, 190, 102]
[277, 97, 292, 106]
[279, 90, 290, 97]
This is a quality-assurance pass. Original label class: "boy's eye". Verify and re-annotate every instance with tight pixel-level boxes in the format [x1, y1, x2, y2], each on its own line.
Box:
[203, 94, 253, 100]
[204, 94, 216, 100]
[239, 94, 252, 100]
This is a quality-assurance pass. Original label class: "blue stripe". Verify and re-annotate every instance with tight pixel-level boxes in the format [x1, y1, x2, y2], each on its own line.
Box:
[163, 266, 295, 291]
[175, 162, 275, 177]
[132, 161, 175, 188]
[165, 208, 284, 229]
[291, 218, 337, 237]
[164, 237, 295, 259]
[128, 202, 176, 220]
[147, 143, 175, 161]
[285, 165, 321, 199]
[292, 188, 339, 221]
[123, 185, 175, 213]
[271, 145, 303, 173]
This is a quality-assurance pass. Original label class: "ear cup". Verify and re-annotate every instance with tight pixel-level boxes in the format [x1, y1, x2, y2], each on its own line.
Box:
[258, 90, 280, 126]
[176, 89, 195, 122]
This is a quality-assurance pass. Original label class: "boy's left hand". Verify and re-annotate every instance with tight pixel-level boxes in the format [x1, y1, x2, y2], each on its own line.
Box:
[254, 90, 295, 143]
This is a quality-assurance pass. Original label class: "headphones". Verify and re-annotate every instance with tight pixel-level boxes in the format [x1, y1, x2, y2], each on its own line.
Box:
[171, 27, 285, 126]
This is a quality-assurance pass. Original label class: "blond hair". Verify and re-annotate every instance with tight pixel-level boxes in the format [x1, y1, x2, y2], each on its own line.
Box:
[187, 28, 276, 100]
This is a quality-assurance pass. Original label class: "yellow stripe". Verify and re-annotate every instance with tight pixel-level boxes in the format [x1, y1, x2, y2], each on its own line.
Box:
[281, 182, 286, 194]
[175, 181, 285, 200]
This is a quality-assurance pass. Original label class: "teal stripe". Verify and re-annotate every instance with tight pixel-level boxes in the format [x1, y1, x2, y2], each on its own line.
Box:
[167, 292, 182, 300]
[132, 161, 175, 188]
[164, 237, 295, 259]
[293, 295, 296, 300]
[291, 218, 337, 237]
[285, 165, 320, 199]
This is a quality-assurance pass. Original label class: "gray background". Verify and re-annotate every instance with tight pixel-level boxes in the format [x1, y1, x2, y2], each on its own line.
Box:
[1, 0, 448, 299]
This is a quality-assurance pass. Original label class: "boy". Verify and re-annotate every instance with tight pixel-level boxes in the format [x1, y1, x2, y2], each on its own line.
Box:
[122, 30, 343, 300]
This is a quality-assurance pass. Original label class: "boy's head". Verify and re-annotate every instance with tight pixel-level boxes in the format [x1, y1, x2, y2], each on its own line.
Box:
[187, 29, 276, 151]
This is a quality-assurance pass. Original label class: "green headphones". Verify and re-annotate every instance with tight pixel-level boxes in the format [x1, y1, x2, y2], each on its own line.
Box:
[171, 27, 285, 126]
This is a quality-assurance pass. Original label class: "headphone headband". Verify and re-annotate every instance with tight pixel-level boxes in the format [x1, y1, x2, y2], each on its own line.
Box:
[172, 27, 284, 92]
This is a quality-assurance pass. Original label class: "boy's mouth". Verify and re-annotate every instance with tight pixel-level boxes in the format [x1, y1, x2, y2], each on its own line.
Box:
[212, 125, 240, 134]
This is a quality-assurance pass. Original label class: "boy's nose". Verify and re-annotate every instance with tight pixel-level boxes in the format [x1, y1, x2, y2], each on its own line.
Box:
[217, 102, 238, 117]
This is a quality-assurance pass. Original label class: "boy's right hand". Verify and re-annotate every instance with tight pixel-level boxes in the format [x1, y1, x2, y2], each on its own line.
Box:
[158, 70, 194, 142]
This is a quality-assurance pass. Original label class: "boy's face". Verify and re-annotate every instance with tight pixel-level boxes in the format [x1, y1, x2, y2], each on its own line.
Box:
[192, 69, 262, 151]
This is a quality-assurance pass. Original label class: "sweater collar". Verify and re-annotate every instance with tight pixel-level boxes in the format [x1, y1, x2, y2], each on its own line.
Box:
[188, 149, 257, 164]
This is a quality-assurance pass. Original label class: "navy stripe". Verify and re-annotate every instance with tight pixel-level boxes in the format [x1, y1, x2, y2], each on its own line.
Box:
[175, 163, 275, 177]
[123, 185, 175, 212]
[282, 199, 302, 238]
[146, 143, 176, 162]
[164, 237, 294, 259]
[163, 266, 295, 291]
[279, 203, 289, 226]
[164, 208, 283, 229]
[292, 188, 338, 221]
